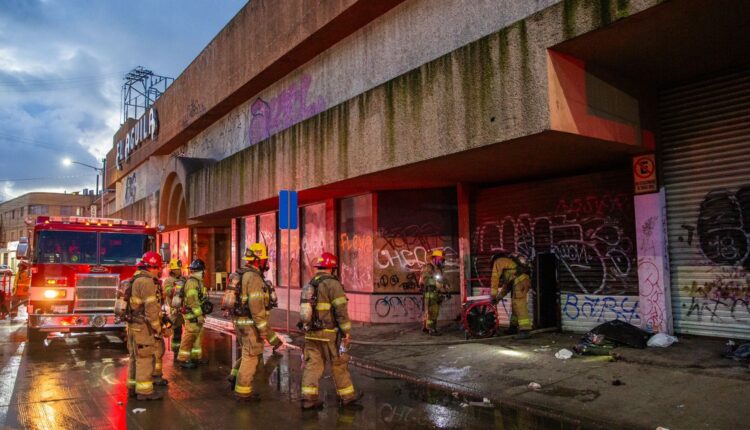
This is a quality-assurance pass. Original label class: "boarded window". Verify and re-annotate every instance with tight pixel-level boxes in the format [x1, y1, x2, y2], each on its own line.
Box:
[339, 195, 373, 292]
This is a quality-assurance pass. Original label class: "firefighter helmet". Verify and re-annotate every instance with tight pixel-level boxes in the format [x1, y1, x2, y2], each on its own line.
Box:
[431, 249, 445, 258]
[314, 252, 338, 269]
[243, 243, 268, 261]
[139, 251, 164, 269]
[188, 259, 206, 272]
[168, 258, 182, 271]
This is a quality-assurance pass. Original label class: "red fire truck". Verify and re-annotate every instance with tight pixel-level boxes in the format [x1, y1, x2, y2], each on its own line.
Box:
[18, 216, 157, 341]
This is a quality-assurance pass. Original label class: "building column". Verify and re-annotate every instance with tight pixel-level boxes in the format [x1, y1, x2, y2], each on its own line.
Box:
[457, 183, 471, 303]
[634, 187, 674, 334]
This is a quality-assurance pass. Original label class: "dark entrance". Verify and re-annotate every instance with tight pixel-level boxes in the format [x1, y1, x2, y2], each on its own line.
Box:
[534, 253, 559, 330]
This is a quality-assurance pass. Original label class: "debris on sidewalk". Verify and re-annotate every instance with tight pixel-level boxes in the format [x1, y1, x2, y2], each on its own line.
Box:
[589, 320, 651, 349]
[528, 382, 542, 390]
[555, 349, 573, 359]
[574, 332, 616, 356]
[724, 341, 750, 363]
[533, 345, 551, 352]
[132, 408, 146, 414]
[647, 333, 678, 348]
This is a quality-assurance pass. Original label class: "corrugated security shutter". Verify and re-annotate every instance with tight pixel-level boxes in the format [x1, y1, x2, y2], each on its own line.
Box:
[661, 68, 750, 339]
[470, 170, 638, 332]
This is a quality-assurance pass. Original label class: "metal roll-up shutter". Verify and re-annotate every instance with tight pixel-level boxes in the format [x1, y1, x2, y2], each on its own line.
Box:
[661, 68, 750, 339]
[469, 170, 638, 333]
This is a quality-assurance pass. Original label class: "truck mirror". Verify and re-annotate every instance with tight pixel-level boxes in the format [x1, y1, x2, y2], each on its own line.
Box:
[160, 242, 170, 262]
[17, 236, 29, 260]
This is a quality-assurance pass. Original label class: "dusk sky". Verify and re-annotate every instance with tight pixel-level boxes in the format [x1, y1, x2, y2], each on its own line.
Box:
[0, 0, 246, 201]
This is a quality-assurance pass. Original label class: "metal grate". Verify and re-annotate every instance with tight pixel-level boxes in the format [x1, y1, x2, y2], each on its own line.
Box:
[74, 274, 120, 312]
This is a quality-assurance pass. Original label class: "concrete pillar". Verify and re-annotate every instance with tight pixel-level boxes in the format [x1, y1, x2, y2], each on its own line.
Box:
[634, 188, 673, 334]
[457, 183, 471, 303]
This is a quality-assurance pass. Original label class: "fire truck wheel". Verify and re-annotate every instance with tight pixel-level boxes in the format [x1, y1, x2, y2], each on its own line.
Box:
[27, 327, 47, 343]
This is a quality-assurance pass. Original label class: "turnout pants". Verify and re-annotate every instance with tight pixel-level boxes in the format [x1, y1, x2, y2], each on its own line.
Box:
[301, 329, 356, 402]
[509, 281, 532, 331]
[234, 319, 263, 397]
[170, 313, 184, 353]
[153, 337, 165, 380]
[422, 290, 440, 331]
[177, 321, 204, 362]
[126, 323, 156, 395]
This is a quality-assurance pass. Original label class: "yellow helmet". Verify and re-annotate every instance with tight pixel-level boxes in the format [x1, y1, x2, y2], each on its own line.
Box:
[244, 243, 268, 261]
[431, 249, 444, 258]
[168, 258, 182, 271]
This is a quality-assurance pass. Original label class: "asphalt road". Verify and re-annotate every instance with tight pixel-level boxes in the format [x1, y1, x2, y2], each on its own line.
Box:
[0, 318, 577, 429]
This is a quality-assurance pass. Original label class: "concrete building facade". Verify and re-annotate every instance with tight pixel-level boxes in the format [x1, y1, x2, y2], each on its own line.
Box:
[106, 0, 750, 337]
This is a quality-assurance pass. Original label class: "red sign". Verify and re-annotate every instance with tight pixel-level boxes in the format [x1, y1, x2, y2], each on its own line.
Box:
[633, 154, 657, 194]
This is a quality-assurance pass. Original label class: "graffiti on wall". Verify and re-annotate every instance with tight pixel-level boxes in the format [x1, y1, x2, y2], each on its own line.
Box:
[301, 204, 326, 282]
[635, 191, 670, 334]
[340, 233, 373, 292]
[248, 74, 326, 145]
[374, 224, 459, 293]
[124, 173, 137, 205]
[562, 293, 641, 325]
[472, 193, 636, 296]
[676, 185, 750, 326]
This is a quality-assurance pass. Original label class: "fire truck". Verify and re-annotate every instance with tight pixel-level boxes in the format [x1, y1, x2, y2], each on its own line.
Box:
[17, 216, 157, 341]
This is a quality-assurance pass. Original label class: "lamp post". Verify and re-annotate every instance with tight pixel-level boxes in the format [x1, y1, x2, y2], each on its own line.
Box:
[62, 158, 107, 217]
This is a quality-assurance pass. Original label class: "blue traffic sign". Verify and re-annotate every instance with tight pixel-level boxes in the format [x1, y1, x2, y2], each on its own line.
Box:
[279, 190, 298, 229]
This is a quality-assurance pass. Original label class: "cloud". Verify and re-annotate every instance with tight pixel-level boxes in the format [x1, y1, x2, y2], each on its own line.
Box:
[0, 0, 246, 200]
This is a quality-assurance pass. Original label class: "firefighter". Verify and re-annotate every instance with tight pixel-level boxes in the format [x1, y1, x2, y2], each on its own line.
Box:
[11, 261, 30, 318]
[300, 252, 362, 409]
[491, 254, 532, 340]
[177, 259, 207, 368]
[152, 275, 171, 387]
[126, 251, 165, 400]
[231, 243, 282, 400]
[420, 250, 448, 336]
[163, 259, 185, 356]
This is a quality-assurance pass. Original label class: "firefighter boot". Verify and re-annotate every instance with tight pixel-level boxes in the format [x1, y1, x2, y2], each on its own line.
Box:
[339, 391, 364, 408]
[515, 330, 531, 340]
[504, 326, 519, 335]
[302, 399, 325, 410]
[178, 360, 198, 369]
[234, 392, 261, 402]
[128, 388, 137, 398]
[153, 377, 169, 387]
[136, 391, 164, 401]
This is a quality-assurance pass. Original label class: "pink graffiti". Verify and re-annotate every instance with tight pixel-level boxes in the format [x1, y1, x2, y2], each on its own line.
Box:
[639, 257, 665, 332]
[248, 74, 326, 145]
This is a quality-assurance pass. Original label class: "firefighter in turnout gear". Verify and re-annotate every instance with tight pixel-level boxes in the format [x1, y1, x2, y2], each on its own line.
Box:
[177, 259, 207, 368]
[231, 243, 282, 400]
[491, 254, 532, 339]
[163, 259, 186, 355]
[152, 275, 170, 387]
[420, 250, 448, 336]
[126, 251, 165, 400]
[300, 252, 362, 409]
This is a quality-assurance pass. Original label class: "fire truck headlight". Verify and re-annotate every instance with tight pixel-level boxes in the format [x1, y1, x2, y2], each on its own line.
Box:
[43, 289, 66, 299]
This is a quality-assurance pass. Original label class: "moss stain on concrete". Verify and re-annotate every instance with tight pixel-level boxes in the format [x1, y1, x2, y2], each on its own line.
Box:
[384, 80, 397, 164]
[562, 0, 579, 38]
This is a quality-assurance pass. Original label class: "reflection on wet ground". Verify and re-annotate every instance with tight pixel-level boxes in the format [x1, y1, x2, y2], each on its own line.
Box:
[0, 320, 583, 429]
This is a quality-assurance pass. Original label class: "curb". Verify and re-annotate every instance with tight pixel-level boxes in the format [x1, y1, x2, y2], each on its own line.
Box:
[347, 353, 646, 430]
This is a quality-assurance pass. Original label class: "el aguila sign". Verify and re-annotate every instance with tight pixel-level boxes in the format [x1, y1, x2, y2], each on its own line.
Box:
[116, 108, 159, 170]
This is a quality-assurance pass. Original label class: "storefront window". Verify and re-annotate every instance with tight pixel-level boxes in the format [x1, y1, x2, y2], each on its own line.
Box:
[338, 194, 373, 292]
[279, 216, 300, 288]
[301, 203, 327, 282]
[258, 212, 277, 286]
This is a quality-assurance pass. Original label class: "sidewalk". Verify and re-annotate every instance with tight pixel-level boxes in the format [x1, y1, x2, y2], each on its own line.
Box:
[218, 307, 750, 429]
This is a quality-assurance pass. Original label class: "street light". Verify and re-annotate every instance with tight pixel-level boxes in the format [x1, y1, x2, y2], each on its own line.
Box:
[62, 157, 107, 216]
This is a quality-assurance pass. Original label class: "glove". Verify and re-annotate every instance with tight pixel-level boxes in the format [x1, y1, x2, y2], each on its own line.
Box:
[196, 315, 205, 325]
[342, 333, 351, 348]
[162, 327, 174, 338]
[491, 296, 499, 305]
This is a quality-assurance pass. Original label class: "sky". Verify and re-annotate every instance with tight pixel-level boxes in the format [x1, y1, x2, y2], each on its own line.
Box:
[0, 0, 246, 201]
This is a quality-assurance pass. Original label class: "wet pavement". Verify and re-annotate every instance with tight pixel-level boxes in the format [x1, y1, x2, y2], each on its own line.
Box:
[0, 317, 580, 430]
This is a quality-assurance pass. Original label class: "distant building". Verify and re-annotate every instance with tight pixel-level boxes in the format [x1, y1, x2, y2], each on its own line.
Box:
[0, 192, 96, 270]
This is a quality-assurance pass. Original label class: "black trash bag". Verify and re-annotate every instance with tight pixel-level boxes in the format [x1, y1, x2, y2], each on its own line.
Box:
[731, 343, 750, 360]
[588, 320, 651, 349]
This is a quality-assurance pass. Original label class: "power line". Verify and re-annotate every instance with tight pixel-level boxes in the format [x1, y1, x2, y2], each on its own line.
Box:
[0, 174, 93, 182]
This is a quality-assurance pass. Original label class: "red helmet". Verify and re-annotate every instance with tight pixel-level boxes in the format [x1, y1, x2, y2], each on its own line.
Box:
[314, 252, 338, 269]
[139, 251, 163, 269]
